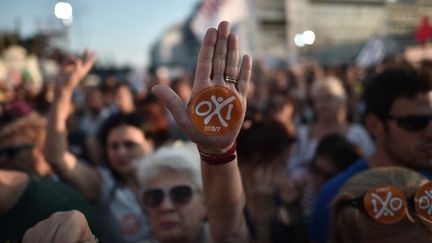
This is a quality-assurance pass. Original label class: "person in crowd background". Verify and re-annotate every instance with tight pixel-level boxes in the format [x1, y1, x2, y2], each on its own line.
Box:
[309, 65, 432, 242]
[0, 112, 54, 178]
[152, 20, 252, 243]
[237, 120, 302, 243]
[288, 76, 374, 170]
[0, 169, 100, 242]
[112, 82, 136, 115]
[137, 141, 211, 243]
[289, 134, 364, 216]
[44, 51, 156, 243]
[330, 167, 432, 243]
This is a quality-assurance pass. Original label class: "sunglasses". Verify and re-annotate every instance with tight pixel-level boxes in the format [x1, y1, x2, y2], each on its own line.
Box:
[387, 114, 432, 132]
[0, 144, 34, 159]
[140, 185, 196, 208]
[341, 183, 432, 224]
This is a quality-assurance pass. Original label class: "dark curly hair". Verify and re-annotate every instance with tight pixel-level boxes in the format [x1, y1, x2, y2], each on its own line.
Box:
[364, 65, 432, 120]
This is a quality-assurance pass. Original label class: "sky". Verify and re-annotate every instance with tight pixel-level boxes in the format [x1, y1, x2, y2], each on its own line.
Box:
[0, 0, 200, 69]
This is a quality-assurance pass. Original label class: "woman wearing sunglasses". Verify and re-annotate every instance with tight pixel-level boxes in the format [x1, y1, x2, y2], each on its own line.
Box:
[152, 21, 252, 243]
[330, 167, 432, 243]
[137, 141, 210, 243]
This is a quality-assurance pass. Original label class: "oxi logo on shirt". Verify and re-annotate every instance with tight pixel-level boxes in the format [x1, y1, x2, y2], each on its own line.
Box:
[188, 86, 242, 135]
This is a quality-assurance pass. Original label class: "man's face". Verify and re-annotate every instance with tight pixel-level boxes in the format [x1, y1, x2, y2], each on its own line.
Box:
[380, 92, 432, 170]
[141, 171, 205, 243]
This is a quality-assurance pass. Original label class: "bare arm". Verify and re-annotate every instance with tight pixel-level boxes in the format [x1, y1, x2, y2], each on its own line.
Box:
[152, 21, 252, 243]
[45, 51, 101, 202]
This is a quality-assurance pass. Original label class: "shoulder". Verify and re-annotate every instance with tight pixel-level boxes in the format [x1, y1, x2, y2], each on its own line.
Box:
[97, 167, 116, 200]
[309, 159, 368, 241]
[321, 159, 368, 194]
[0, 170, 29, 214]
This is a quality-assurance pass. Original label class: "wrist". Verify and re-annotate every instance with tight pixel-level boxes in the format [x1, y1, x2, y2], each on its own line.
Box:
[198, 142, 237, 165]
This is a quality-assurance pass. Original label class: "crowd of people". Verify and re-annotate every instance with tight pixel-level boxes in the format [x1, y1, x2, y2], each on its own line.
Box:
[1, 20, 432, 243]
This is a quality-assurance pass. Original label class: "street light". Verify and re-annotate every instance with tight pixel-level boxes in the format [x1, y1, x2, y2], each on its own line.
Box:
[54, 2, 73, 50]
[302, 30, 316, 45]
[294, 30, 316, 48]
[54, 2, 73, 21]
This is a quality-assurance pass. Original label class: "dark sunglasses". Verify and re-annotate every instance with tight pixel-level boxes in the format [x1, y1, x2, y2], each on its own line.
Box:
[387, 114, 432, 132]
[0, 144, 34, 159]
[341, 183, 432, 225]
[140, 185, 196, 208]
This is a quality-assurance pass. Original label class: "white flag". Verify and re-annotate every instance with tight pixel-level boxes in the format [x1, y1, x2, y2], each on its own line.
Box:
[190, 0, 247, 40]
[356, 37, 386, 68]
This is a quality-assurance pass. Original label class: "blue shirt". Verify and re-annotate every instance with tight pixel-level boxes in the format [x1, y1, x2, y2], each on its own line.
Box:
[308, 159, 432, 242]
[308, 159, 368, 242]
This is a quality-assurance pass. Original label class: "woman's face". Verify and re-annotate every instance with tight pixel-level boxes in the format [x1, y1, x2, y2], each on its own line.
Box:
[313, 89, 344, 119]
[142, 170, 205, 243]
[106, 125, 153, 175]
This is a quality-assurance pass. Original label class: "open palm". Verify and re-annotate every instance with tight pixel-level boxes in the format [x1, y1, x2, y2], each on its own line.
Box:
[152, 21, 252, 154]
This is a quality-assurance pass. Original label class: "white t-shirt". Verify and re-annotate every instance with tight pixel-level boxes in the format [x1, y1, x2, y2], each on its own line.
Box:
[98, 167, 151, 243]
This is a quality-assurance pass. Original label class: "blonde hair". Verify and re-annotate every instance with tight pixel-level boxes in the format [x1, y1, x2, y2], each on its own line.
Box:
[330, 167, 432, 243]
[0, 112, 47, 147]
[311, 76, 347, 102]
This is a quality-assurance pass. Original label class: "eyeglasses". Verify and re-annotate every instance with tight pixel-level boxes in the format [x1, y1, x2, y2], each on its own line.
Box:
[140, 185, 196, 208]
[0, 144, 34, 159]
[341, 182, 432, 224]
[387, 114, 432, 132]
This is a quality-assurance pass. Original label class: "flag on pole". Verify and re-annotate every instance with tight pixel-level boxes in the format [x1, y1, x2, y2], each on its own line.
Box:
[190, 0, 247, 40]
[356, 36, 386, 68]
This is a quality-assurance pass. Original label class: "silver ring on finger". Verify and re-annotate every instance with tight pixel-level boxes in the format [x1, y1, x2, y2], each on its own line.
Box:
[224, 75, 237, 85]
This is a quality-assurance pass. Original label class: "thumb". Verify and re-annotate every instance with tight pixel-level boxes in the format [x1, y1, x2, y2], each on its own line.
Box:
[151, 84, 191, 133]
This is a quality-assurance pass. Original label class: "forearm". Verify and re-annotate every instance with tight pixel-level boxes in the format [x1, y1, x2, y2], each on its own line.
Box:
[45, 88, 101, 202]
[45, 86, 73, 166]
[202, 159, 249, 243]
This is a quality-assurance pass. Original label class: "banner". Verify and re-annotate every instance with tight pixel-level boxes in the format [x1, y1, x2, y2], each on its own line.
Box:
[190, 0, 247, 40]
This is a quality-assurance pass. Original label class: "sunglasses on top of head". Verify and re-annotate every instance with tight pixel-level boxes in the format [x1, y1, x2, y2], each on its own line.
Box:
[140, 184, 197, 208]
[386, 114, 432, 132]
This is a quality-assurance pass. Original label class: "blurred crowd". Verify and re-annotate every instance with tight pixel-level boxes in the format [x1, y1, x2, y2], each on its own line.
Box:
[1, 28, 432, 243]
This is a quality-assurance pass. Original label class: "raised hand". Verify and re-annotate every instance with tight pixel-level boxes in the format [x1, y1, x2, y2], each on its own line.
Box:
[58, 50, 97, 91]
[152, 21, 252, 154]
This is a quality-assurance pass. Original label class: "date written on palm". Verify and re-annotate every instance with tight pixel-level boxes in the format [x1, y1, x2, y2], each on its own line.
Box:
[188, 86, 242, 136]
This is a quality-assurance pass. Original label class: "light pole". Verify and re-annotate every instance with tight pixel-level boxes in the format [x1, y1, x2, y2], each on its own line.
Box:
[54, 1, 73, 51]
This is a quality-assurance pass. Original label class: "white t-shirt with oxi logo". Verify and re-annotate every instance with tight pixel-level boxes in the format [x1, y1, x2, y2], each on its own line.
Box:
[98, 167, 151, 243]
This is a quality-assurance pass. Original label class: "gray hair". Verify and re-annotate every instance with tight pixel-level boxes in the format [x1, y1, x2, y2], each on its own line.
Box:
[311, 76, 347, 102]
[136, 141, 202, 191]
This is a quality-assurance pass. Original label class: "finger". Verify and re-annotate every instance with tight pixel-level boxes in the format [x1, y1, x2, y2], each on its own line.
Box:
[195, 28, 217, 87]
[81, 51, 97, 74]
[224, 33, 239, 87]
[61, 58, 79, 73]
[237, 55, 252, 97]
[151, 84, 195, 136]
[212, 21, 230, 83]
